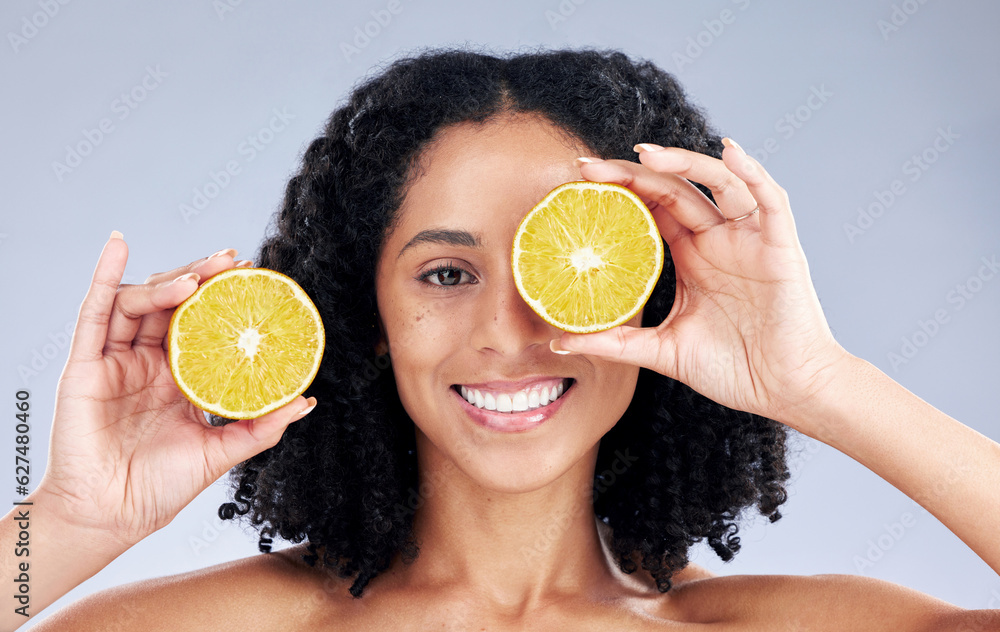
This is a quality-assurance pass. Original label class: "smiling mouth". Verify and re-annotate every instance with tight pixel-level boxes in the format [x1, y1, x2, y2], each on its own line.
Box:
[451, 378, 574, 413]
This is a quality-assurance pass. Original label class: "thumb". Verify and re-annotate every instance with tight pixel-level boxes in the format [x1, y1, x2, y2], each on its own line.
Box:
[552, 326, 676, 375]
[208, 396, 317, 475]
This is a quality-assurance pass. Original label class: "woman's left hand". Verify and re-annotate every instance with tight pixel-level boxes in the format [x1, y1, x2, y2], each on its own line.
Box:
[554, 140, 852, 433]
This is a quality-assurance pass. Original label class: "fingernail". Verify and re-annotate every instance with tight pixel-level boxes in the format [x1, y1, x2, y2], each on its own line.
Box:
[209, 248, 238, 259]
[722, 137, 746, 154]
[296, 397, 318, 417]
[234, 260, 254, 268]
[109, 230, 124, 240]
[549, 339, 576, 355]
[575, 157, 604, 166]
[633, 143, 664, 153]
[171, 272, 200, 285]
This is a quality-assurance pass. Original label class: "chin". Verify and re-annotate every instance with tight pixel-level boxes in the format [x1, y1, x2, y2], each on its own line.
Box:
[402, 368, 632, 494]
[429, 416, 602, 498]
[456, 444, 590, 495]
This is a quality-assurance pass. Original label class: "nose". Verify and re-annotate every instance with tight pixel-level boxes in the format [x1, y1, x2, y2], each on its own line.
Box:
[470, 265, 556, 356]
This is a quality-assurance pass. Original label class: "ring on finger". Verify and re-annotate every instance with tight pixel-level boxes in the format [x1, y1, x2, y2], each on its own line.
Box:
[726, 206, 759, 222]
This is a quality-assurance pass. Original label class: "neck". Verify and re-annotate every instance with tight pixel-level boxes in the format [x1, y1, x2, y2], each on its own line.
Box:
[394, 432, 623, 612]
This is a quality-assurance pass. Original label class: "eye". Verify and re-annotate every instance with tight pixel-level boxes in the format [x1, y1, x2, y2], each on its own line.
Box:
[418, 262, 477, 289]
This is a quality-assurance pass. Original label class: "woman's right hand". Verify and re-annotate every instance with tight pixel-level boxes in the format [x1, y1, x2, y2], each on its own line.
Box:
[37, 232, 316, 549]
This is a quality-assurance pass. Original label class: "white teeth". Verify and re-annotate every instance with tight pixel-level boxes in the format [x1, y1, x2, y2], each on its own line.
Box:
[512, 391, 529, 412]
[458, 379, 571, 413]
[527, 390, 540, 409]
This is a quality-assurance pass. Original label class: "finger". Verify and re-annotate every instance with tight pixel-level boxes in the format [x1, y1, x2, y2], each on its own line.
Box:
[142, 248, 238, 285]
[69, 232, 129, 363]
[551, 326, 678, 377]
[634, 143, 759, 221]
[134, 311, 175, 349]
[206, 396, 317, 478]
[107, 274, 201, 351]
[577, 158, 725, 238]
[720, 140, 798, 248]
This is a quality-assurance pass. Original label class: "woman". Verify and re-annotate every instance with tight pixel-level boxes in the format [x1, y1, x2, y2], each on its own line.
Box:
[9, 49, 998, 630]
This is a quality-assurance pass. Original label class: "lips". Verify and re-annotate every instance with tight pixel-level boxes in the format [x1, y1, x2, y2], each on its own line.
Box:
[454, 378, 571, 413]
[452, 377, 574, 433]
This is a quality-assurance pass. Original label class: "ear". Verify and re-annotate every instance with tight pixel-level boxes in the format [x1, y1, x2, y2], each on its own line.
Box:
[374, 312, 390, 356]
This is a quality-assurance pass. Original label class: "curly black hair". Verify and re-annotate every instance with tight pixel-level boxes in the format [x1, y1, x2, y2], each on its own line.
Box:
[217, 47, 790, 598]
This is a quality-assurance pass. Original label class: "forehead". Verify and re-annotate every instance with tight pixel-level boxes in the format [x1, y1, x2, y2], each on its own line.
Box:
[384, 115, 591, 258]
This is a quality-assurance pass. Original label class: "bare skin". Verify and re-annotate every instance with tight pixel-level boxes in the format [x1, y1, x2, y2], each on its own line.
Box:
[9, 115, 999, 631]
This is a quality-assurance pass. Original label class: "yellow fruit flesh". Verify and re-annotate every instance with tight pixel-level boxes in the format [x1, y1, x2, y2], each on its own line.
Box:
[513, 183, 663, 333]
[170, 269, 324, 419]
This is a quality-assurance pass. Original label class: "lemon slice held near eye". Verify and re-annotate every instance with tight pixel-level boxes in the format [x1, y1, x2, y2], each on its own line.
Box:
[168, 268, 325, 420]
[512, 181, 664, 334]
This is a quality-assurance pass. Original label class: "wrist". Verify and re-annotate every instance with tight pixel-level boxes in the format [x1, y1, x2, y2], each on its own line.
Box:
[29, 482, 134, 559]
[777, 346, 867, 444]
[1, 485, 133, 623]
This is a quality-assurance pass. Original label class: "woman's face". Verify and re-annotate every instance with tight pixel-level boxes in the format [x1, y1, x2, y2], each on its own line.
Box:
[375, 114, 643, 492]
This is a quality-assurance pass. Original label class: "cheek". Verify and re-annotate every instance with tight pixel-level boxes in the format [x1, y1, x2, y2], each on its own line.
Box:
[385, 307, 436, 415]
[387, 300, 462, 358]
[382, 291, 473, 396]
[601, 361, 641, 400]
[593, 313, 643, 422]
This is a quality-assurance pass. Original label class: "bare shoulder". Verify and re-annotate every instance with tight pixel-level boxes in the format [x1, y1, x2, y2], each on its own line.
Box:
[664, 572, 997, 631]
[34, 544, 341, 632]
[668, 561, 717, 584]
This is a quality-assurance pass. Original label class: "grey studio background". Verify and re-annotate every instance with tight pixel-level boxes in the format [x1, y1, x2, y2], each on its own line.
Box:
[2, 0, 999, 626]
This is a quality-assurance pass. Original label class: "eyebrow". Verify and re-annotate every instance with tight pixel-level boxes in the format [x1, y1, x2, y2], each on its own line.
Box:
[396, 228, 482, 260]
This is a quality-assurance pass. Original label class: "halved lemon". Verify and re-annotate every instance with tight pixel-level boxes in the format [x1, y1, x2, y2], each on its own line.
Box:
[168, 268, 325, 419]
[512, 181, 664, 334]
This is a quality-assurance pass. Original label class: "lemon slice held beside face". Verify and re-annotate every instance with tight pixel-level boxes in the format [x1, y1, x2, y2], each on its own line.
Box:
[512, 181, 664, 334]
[168, 268, 325, 420]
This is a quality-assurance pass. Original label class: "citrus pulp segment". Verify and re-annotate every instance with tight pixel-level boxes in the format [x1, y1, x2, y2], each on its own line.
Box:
[168, 268, 325, 419]
[512, 181, 664, 334]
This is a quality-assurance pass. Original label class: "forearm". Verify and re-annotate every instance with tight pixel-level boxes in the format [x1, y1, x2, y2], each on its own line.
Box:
[792, 354, 1000, 575]
[0, 487, 129, 630]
